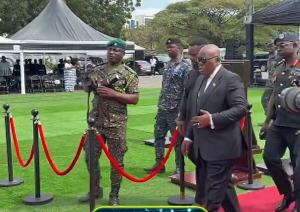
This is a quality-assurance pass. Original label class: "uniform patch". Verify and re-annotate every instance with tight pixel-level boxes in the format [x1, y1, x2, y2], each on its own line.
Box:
[291, 69, 300, 76]
[278, 33, 284, 39]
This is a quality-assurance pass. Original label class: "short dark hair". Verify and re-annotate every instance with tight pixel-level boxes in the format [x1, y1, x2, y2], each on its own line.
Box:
[190, 37, 208, 46]
[71, 58, 79, 66]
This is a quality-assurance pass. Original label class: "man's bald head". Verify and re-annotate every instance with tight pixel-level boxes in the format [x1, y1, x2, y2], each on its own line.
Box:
[197, 44, 221, 76]
[199, 44, 221, 58]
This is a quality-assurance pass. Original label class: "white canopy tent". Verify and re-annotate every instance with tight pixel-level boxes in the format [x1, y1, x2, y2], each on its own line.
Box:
[0, 36, 11, 41]
[1, 0, 135, 95]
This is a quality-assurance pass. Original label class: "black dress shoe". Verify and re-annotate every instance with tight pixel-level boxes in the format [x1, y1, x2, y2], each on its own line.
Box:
[275, 196, 294, 212]
[292, 206, 297, 212]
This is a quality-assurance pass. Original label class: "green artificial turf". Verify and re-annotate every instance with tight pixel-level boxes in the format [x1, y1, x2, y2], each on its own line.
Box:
[0, 88, 278, 212]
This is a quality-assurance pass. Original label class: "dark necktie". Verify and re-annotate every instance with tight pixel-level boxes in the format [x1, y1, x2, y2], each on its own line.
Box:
[196, 77, 208, 107]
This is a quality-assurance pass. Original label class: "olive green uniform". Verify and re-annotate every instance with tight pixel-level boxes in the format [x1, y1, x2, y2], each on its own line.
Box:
[81, 63, 139, 205]
[263, 60, 300, 203]
[261, 56, 280, 114]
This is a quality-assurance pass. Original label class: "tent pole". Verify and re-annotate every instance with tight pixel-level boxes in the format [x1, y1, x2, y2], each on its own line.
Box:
[246, 24, 254, 84]
[249, 24, 254, 84]
[20, 52, 26, 95]
[85, 54, 87, 72]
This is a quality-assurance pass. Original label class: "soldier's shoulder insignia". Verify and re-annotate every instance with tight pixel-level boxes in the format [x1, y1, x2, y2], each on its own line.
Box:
[124, 65, 137, 76]
[274, 60, 284, 67]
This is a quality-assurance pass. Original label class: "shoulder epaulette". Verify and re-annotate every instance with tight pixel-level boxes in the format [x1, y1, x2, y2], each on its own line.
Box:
[274, 60, 284, 67]
[124, 65, 137, 75]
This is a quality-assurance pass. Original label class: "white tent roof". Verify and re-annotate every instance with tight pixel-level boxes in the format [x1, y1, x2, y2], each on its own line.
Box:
[0, 36, 11, 41]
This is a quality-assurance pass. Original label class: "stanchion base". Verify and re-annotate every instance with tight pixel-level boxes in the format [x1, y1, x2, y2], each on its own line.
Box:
[236, 180, 265, 190]
[168, 195, 194, 206]
[22, 194, 53, 205]
[0, 178, 24, 187]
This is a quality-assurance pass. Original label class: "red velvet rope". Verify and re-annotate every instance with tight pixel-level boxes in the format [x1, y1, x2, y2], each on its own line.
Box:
[9, 117, 34, 167]
[241, 117, 245, 130]
[97, 129, 178, 182]
[37, 123, 85, 176]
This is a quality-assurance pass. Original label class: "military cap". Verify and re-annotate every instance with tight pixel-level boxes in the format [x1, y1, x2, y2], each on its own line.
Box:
[166, 38, 182, 45]
[107, 38, 127, 49]
[274, 32, 299, 45]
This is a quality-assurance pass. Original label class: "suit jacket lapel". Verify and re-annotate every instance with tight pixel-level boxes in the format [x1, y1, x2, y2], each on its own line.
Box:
[198, 66, 224, 109]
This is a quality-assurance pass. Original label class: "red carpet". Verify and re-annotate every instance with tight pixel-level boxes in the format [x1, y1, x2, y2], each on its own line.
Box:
[218, 186, 295, 212]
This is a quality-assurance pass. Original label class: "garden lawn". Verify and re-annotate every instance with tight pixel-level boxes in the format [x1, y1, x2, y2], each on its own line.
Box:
[0, 88, 281, 212]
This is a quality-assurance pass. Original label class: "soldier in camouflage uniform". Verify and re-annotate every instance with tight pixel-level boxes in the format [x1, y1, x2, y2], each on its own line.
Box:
[261, 42, 280, 115]
[78, 39, 139, 206]
[143, 38, 191, 175]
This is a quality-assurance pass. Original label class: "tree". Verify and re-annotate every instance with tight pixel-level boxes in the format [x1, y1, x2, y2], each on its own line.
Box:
[146, 0, 297, 52]
[0, 0, 141, 38]
[125, 26, 163, 49]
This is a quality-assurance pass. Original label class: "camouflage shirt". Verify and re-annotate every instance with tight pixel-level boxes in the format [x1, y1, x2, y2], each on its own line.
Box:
[158, 60, 191, 111]
[88, 63, 139, 128]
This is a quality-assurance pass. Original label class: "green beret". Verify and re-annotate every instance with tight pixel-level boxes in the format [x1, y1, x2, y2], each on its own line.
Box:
[107, 39, 127, 49]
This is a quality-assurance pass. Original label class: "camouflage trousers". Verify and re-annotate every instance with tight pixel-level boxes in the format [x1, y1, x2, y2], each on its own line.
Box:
[83, 125, 127, 198]
[261, 86, 273, 115]
[154, 109, 180, 167]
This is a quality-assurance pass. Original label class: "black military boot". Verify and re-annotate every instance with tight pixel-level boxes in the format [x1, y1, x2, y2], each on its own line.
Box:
[143, 159, 165, 173]
[275, 195, 294, 211]
[109, 194, 120, 206]
[78, 186, 103, 203]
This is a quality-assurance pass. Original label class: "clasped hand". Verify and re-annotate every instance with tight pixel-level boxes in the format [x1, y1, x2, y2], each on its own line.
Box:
[192, 109, 211, 128]
[96, 86, 117, 98]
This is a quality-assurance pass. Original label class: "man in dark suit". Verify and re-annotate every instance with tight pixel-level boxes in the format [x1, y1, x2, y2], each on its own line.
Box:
[182, 44, 247, 212]
[177, 37, 208, 206]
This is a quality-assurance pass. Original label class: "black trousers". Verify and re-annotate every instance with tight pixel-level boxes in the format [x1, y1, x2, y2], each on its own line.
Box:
[188, 143, 207, 206]
[151, 67, 155, 76]
[263, 125, 298, 196]
[196, 150, 240, 212]
[176, 134, 206, 205]
[261, 87, 273, 115]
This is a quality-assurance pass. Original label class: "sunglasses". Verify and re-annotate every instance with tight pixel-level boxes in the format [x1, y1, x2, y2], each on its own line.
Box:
[276, 41, 295, 48]
[197, 56, 219, 64]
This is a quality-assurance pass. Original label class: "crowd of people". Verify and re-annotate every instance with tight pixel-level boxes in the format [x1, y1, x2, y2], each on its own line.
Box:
[0, 56, 84, 92]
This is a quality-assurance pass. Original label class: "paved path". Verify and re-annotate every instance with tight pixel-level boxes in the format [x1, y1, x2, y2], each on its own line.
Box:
[138, 75, 162, 89]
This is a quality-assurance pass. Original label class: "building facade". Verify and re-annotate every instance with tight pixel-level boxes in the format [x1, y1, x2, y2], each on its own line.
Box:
[135, 15, 154, 26]
[125, 15, 154, 29]
[125, 18, 139, 29]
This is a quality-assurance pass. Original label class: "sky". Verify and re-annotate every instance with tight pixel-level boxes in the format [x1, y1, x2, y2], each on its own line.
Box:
[132, 0, 187, 17]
